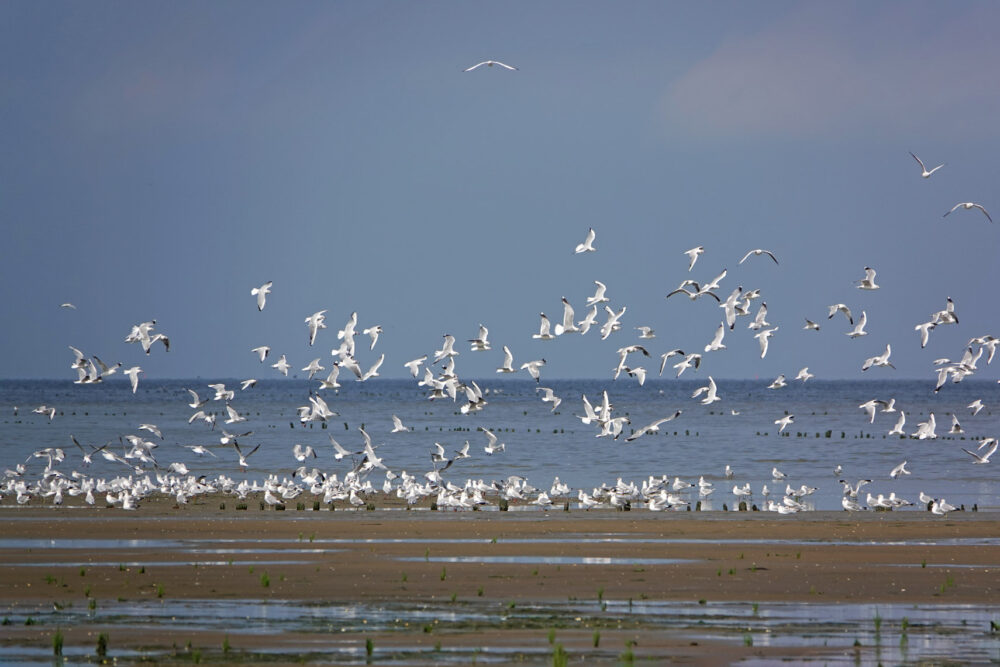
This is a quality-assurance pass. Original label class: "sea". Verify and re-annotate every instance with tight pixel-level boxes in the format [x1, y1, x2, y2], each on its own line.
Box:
[1, 378, 997, 512]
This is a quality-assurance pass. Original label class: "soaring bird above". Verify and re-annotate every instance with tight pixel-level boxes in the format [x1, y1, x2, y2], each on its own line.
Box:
[909, 152, 944, 178]
[738, 249, 779, 265]
[464, 60, 518, 72]
[944, 202, 992, 223]
[574, 227, 596, 253]
[251, 281, 272, 311]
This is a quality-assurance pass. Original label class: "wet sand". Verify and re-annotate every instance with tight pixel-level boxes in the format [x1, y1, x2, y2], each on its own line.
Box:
[2, 501, 999, 664]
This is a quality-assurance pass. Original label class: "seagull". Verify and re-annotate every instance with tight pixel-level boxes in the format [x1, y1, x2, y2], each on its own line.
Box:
[251, 346, 270, 362]
[183, 444, 217, 457]
[624, 411, 682, 442]
[329, 435, 357, 461]
[862, 344, 895, 371]
[858, 399, 892, 423]
[890, 460, 911, 479]
[803, 319, 820, 331]
[672, 353, 702, 378]
[912, 413, 937, 440]
[496, 346, 517, 374]
[771, 467, 787, 481]
[577, 305, 599, 335]
[767, 374, 787, 389]
[554, 297, 580, 335]
[684, 246, 704, 272]
[795, 367, 814, 382]
[302, 358, 325, 380]
[271, 354, 290, 376]
[240, 378, 257, 390]
[533, 313, 557, 340]
[914, 321, 936, 349]
[536, 386, 562, 411]
[635, 326, 655, 339]
[774, 415, 794, 433]
[828, 303, 854, 325]
[738, 249, 779, 265]
[585, 281, 609, 307]
[692, 376, 720, 405]
[404, 355, 427, 377]
[362, 325, 383, 350]
[292, 444, 317, 462]
[233, 442, 261, 469]
[963, 438, 998, 464]
[138, 423, 163, 439]
[574, 227, 596, 253]
[968, 399, 985, 415]
[464, 60, 518, 72]
[521, 359, 546, 382]
[704, 322, 726, 352]
[659, 349, 685, 376]
[391, 415, 411, 433]
[944, 202, 992, 223]
[846, 311, 868, 338]
[949, 413, 964, 434]
[251, 281, 272, 311]
[481, 428, 505, 455]
[468, 324, 491, 351]
[123, 366, 142, 394]
[600, 305, 626, 340]
[909, 152, 944, 178]
[856, 267, 879, 290]
[888, 410, 906, 436]
[305, 310, 327, 346]
[433, 335, 459, 363]
[60, 302, 77, 309]
[225, 405, 247, 425]
[754, 326, 778, 358]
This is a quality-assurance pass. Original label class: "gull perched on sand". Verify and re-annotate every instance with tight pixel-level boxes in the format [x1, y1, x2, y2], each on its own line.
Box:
[944, 202, 992, 223]
[684, 246, 704, 271]
[574, 227, 596, 253]
[464, 59, 518, 71]
[251, 281, 272, 311]
[739, 249, 779, 265]
[909, 152, 944, 178]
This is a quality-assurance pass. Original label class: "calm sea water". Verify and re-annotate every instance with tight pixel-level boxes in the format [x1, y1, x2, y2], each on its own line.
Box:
[1, 378, 997, 511]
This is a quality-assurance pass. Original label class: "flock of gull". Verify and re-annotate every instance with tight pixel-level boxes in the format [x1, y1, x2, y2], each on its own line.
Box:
[2, 88, 997, 515]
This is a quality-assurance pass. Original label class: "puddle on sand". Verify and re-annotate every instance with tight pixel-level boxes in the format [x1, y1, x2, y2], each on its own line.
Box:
[1, 598, 997, 664]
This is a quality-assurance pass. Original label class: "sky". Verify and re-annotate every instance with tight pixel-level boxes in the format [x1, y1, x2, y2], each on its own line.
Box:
[1, 1, 998, 383]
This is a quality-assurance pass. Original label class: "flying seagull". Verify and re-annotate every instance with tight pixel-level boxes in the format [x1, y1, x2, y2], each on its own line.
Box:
[738, 249, 779, 265]
[574, 227, 596, 253]
[251, 281, 272, 311]
[909, 152, 944, 178]
[944, 202, 992, 223]
[464, 60, 518, 72]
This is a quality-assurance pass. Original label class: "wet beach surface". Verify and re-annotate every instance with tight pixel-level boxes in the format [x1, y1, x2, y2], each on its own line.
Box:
[2, 504, 1000, 664]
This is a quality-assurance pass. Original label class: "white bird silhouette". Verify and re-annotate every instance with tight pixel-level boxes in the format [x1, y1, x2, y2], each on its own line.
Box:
[304, 310, 327, 346]
[944, 202, 992, 223]
[251, 281, 272, 311]
[856, 267, 879, 290]
[909, 152, 944, 178]
[251, 346, 270, 362]
[684, 246, 704, 271]
[271, 354, 290, 376]
[123, 366, 142, 394]
[574, 227, 596, 253]
[464, 60, 518, 72]
[739, 248, 779, 265]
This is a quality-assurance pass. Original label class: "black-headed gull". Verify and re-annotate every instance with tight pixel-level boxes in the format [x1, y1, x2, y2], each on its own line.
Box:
[574, 227, 596, 253]
[305, 310, 327, 346]
[684, 246, 704, 272]
[909, 152, 944, 178]
[855, 267, 879, 290]
[464, 60, 518, 72]
[944, 202, 992, 223]
[738, 248, 779, 265]
[251, 281, 272, 311]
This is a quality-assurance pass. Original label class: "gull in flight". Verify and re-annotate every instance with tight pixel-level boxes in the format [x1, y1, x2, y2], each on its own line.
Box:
[692, 376, 720, 405]
[914, 321, 936, 349]
[464, 59, 518, 72]
[362, 325, 382, 351]
[672, 352, 702, 378]
[754, 326, 778, 358]
[738, 249, 779, 265]
[795, 367, 814, 382]
[659, 349, 685, 376]
[292, 444, 317, 462]
[123, 366, 142, 394]
[533, 313, 557, 340]
[624, 411, 682, 442]
[888, 411, 906, 436]
[577, 305, 598, 335]
[803, 319, 820, 331]
[855, 267, 879, 290]
[889, 460, 911, 479]
[846, 311, 868, 338]
[944, 202, 992, 223]
[828, 304, 853, 325]
[684, 246, 704, 272]
[496, 345, 517, 374]
[61, 302, 76, 309]
[635, 326, 655, 339]
[704, 322, 727, 353]
[391, 415, 411, 433]
[910, 152, 944, 178]
[521, 358, 546, 382]
[600, 305, 626, 340]
[968, 399, 985, 415]
[185, 388, 208, 409]
[271, 354, 290, 376]
[858, 399, 893, 423]
[574, 227, 596, 253]
[404, 355, 427, 377]
[536, 387, 562, 411]
[302, 358, 325, 380]
[251, 281, 272, 311]
[862, 344, 895, 371]
[963, 438, 998, 464]
[554, 297, 580, 335]
[585, 280, 609, 307]
[251, 346, 270, 362]
[233, 442, 262, 470]
[469, 324, 491, 351]
[241, 378, 257, 390]
[305, 310, 327, 346]
[912, 413, 937, 440]
[767, 374, 787, 390]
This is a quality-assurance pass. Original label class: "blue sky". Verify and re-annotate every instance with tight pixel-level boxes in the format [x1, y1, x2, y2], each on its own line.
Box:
[2, 1, 998, 382]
